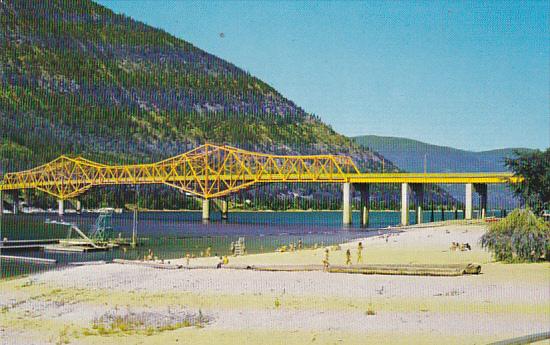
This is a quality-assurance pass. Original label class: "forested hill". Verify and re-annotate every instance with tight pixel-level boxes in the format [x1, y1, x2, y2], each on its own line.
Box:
[353, 135, 532, 173]
[0, 0, 388, 174]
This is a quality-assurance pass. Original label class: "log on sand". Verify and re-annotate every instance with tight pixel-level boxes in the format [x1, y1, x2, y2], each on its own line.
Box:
[111, 259, 482, 276]
[113, 259, 183, 269]
[329, 263, 482, 276]
[246, 263, 481, 276]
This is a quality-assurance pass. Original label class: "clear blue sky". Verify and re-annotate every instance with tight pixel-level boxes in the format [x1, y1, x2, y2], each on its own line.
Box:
[96, 0, 549, 151]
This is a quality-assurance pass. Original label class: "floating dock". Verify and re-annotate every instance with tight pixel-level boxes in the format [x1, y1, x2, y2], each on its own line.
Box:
[0, 255, 57, 265]
[0, 239, 60, 251]
[44, 240, 116, 253]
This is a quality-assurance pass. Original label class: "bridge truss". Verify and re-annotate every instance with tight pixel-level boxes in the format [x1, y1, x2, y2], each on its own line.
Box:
[0, 144, 360, 200]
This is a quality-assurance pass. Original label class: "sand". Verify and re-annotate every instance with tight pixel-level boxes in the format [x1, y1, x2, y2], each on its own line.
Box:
[1, 222, 549, 345]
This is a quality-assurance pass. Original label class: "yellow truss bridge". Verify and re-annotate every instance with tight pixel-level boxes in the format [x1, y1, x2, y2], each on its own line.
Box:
[0, 143, 521, 201]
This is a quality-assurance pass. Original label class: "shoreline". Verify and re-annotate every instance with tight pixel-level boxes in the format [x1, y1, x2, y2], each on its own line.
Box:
[1, 221, 548, 345]
[8, 208, 498, 214]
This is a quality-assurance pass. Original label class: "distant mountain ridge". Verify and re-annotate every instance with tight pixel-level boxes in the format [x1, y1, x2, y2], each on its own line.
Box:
[352, 135, 530, 209]
[352, 135, 532, 173]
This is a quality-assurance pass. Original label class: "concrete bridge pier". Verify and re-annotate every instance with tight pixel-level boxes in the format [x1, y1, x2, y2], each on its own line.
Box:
[0, 190, 4, 214]
[58, 199, 64, 217]
[220, 199, 229, 220]
[75, 200, 82, 215]
[11, 192, 19, 215]
[465, 183, 473, 220]
[401, 183, 410, 226]
[411, 184, 424, 224]
[202, 199, 210, 222]
[342, 183, 353, 226]
[0, 190, 4, 216]
[354, 184, 370, 227]
[474, 183, 488, 219]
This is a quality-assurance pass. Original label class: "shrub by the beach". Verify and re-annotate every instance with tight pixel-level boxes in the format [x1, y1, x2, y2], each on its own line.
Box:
[481, 209, 549, 262]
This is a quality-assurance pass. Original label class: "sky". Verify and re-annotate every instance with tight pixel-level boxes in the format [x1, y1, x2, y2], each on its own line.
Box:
[96, 0, 549, 151]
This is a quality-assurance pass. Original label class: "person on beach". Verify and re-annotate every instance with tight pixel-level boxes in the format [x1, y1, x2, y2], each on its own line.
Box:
[206, 246, 212, 257]
[298, 239, 303, 250]
[217, 256, 223, 269]
[322, 248, 330, 271]
[357, 242, 363, 264]
[185, 253, 190, 266]
[230, 242, 236, 256]
[345, 249, 352, 265]
[223, 255, 229, 265]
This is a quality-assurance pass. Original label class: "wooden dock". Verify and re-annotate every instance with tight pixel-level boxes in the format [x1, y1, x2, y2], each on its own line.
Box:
[0, 239, 60, 251]
[0, 255, 57, 265]
[43, 244, 108, 252]
[1, 239, 60, 245]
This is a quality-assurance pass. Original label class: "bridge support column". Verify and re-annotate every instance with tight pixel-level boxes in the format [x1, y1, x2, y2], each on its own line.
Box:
[0, 190, 4, 216]
[401, 183, 410, 226]
[355, 184, 370, 227]
[411, 184, 424, 224]
[342, 183, 353, 226]
[75, 200, 82, 215]
[475, 184, 488, 219]
[221, 199, 228, 220]
[465, 183, 473, 220]
[12, 192, 18, 215]
[202, 199, 210, 222]
[132, 207, 138, 248]
[58, 199, 64, 217]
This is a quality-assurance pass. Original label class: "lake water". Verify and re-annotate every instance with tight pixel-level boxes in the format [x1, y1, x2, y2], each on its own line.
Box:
[0, 209, 493, 278]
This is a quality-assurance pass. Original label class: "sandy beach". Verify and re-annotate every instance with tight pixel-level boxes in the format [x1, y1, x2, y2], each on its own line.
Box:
[1, 221, 548, 345]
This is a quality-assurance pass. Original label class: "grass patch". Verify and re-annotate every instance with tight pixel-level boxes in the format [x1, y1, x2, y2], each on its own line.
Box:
[86, 308, 211, 336]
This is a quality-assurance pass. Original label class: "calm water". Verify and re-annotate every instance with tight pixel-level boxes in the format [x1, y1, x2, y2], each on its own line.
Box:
[0, 209, 493, 278]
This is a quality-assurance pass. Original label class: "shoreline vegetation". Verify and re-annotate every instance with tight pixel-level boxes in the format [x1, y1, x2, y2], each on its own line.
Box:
[1, 221, 548, 345]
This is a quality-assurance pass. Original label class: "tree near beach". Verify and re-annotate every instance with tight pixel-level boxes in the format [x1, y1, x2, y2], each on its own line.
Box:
[505, 148, 550, 214]
[481, 208, 549, 262]
[482, 149, 550, 263]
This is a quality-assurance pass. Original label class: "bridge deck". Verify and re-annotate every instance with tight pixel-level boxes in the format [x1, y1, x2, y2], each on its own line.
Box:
[0, 144, 522, 200]
[345, 172, 520, 184]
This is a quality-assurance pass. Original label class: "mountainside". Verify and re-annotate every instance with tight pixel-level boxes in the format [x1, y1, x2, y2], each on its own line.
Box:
[0, 0, 388, 173]
[353, 135, 532, 173]
[3, 0, 442, 210]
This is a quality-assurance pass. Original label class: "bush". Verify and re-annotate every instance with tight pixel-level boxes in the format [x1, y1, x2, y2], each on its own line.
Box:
[481, 209, 549, 262]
